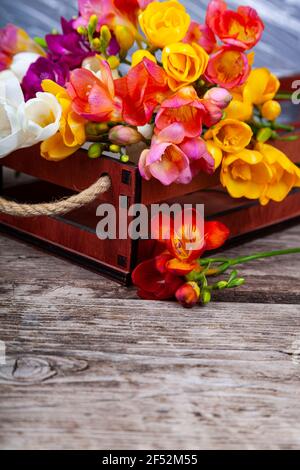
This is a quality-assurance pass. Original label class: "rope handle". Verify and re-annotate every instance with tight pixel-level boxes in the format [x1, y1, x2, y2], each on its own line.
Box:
[0, 175, 111, 217]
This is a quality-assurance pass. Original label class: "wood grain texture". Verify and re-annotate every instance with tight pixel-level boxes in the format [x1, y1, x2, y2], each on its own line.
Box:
[0, 223, 300, 450]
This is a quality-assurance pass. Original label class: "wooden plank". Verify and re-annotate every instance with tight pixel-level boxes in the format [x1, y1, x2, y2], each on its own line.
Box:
[1, 299, 300, 450]
[1, 222, 299, 304]
[1, 221, 300, 450]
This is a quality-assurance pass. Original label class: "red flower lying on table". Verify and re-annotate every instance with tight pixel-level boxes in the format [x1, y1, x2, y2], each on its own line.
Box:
[132, 209, 300, 308]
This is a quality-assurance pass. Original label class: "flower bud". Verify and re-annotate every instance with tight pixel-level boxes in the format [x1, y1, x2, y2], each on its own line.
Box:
[120, 154, 130, 163]
[175, 282, 201, 308]
[261, 100, 281, 121]
[216, 281, 228, 290]
[109, 125, 143, 145]
[88, 143, 103, 159]
[107, 55, 120, 70]
[114, 25, 135, 52]
[86, 122, 109, 136]
[257, 127, 273, 143]
[204, 87, 232, 110]
[132, 49, 157, 67]
[201, 288, 211, 305]
[92, 38, 101, 51]
[77, 26, 87, 36]
[89, 14, 98, 30]
[101, 25, 112, 45]
[109, 144, 121, 153]
[228, 278, 245, 288]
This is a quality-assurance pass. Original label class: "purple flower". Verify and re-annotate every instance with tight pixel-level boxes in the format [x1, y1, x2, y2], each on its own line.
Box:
[107, 33, 120, 56]
[46, 17, 94, 69]
[21, 57, 69, 100]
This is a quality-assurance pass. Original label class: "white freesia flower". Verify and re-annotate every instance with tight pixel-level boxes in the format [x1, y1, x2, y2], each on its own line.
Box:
[10, 52, 41, 82]
[18, 92, 62, 147]
[0, 70, 62, 159]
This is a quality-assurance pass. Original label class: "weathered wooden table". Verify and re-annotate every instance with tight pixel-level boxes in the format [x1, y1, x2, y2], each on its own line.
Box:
[0, 221, 300, 450]
[1, 0, 300, 452]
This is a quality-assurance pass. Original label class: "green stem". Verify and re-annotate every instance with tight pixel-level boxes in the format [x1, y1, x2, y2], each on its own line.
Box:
[229, 248, 300, 266]
[275, 92, 293, 100]
[200, 248, 300, 275]
[272, 122, 295, 132]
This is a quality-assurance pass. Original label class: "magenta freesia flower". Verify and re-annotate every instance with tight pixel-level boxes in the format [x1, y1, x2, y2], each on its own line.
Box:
[21, 57, 69, 100]
[46, 18, 93, 70]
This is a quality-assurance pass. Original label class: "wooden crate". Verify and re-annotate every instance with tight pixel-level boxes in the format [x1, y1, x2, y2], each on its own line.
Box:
[1, 75, 300, 284]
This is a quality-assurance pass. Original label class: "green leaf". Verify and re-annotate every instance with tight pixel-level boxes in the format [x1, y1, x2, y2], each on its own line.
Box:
[227, 270, 238, 284]
[201, 288, 211, 305]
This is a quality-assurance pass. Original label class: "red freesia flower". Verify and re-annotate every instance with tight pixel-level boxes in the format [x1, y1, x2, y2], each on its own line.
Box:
[115, 58, 169, 126]
[206, 0, 264, 51]
[66, 62, 122, 122]
[132, 209, 230, 301]
[132, 254, 183, 301]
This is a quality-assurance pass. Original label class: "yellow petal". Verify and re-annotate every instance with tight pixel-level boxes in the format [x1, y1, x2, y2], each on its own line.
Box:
[41, 133, 80, 161]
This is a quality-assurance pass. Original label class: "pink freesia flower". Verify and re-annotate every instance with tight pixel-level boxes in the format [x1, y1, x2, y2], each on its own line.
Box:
[139, 124, 215, 186]
[0, 24, 44, 71]
[203, 87, 232, 109]
[183, 21, 216, 54]
[139, 142, 190, 186]
[66, 61, 122, 122]
[155, 86, 222, 139]
[206, 0, 264, 51]
[75, 0, 151, 29]
[204, 45, 251, 89]
[179, 137, 215, 181]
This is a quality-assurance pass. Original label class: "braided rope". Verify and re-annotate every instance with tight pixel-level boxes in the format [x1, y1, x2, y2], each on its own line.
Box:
[0, 175, 111, 217]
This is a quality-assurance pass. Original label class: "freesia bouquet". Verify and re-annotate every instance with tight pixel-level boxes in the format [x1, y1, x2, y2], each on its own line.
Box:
[1, 0, 300, 205]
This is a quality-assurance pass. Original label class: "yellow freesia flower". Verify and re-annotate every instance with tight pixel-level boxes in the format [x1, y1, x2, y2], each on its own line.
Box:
[206, 140, 223, 170]
[207, 119, 253, 154]
[243, 68, 280, 105]
[220, 144, 300, 205]
[225, 90, 253, 122]
[114, 25, 135, 53]
[139, 0, 190, 48]
[131, 49, 157, 67]
[40, 80, 86, 161]
[255, 142, 300, 204]
[162, 42, 209, 91]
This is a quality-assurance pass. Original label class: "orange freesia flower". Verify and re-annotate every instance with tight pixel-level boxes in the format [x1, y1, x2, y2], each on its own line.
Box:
[115, 58, 169, 126]
[206, 0, 264, 51]
[66, 61, 122, 122]
[132, 210, 229, 300]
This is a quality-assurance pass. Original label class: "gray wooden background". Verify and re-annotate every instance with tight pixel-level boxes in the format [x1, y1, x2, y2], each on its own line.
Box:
[1, 0, 299, 77]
